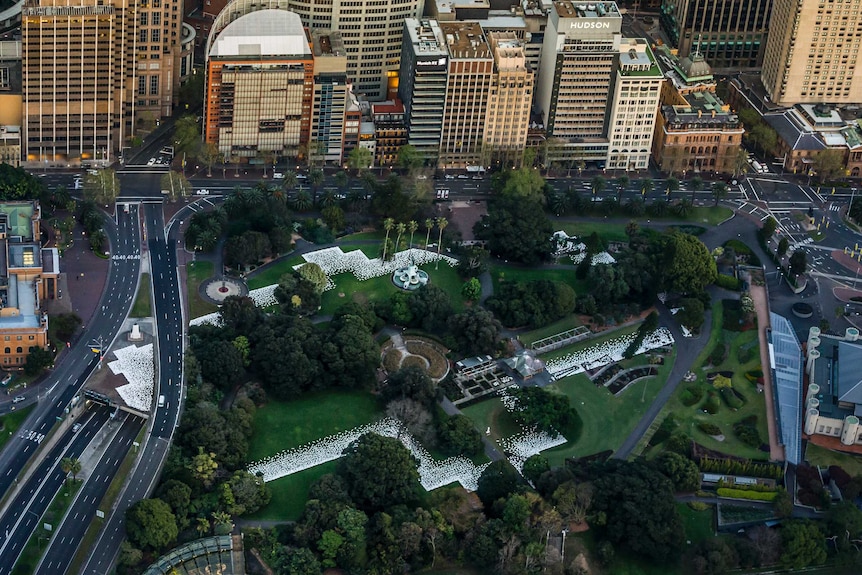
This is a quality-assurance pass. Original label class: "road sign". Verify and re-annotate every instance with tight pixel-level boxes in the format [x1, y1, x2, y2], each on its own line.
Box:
[95, 510, 105, 519]
[43, 523, 52, 532]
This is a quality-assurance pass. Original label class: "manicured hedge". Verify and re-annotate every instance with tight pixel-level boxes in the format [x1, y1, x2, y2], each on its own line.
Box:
[715, 274, 742, 291]
[720, 387, 745, 409]
[716, 488, 779, 501]
[698, 422, 722, 436]
[681, 385, 704, 407]
[705, 391, 721, 414]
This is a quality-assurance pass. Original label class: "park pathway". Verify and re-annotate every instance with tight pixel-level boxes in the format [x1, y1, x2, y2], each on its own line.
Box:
[750, 283, 785, 461]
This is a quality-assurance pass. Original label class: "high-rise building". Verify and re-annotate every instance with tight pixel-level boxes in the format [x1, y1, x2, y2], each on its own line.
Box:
[207, 0, 424, 101]
[437, 21, 493, 169]
[606, 38, 663, 172]
[21, 0, 180, 165]
[761, 0, 862, 107]
[204, 10, 314, 160]
[484, 32, 533, 168]
[399, 18, 448, 165]
[660, 0, 771, 70]
[537, 1, 622, 165]
[310, 30, 349, 164]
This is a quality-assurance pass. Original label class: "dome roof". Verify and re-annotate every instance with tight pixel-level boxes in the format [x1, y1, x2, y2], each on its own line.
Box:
[679, 52, 712, 79]
[209, 9, 310, 58]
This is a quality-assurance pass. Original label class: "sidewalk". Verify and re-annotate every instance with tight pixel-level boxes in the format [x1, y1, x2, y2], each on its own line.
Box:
[749, 283, 786, 462]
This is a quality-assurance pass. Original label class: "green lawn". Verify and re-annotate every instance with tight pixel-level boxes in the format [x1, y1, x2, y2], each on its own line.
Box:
[805, 443, 862, 475]
[339, 231, 384, 241]
[0, 405, 34, 452]
[519, 315, 584, 347]
[687, 206, 734, 226]
[186, 261, 219, 319]
[678, 503, 715, 544]
[320, 260, 465, 316]
[246, 254, 305, 290]
[645, 302, 770, 461]
[491, 264, 587, 295]
[556, 221, 629, 243]
[462, 325, 676, 465]
[130, 273, 152, 317]
[247, 391, 384, 521]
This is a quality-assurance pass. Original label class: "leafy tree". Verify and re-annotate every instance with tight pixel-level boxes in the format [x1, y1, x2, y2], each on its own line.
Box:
[591, 460, 684, 564]
[522, 454, 551, 484]
[117, 540, 143, 570]
[500, 167, 546, 202]
[477, 460, 524, 507]
[778, 237, 790, 257]
[173, 114, 201, 157]
[51, 313, 81, 342]
[711, 182, 728, 206]
[660, 232, 717, 294]
[654, 452, 699, 492]
[553, 480, 593, 525]
[338, 433, 420, 511]
[275, 546, 321, 575]
[156, 479, 192, 529]
[225, 230, 271, 269]
[189, 447, 219, 488]
[780, 520, 826, 569]
[274, 271, 321, 316]
[396, 144, 423, 172]
[319, 529, 344, 568]
[382, 365, 436, 406]
[200, 142, 221, 177]
[790, 250, 808, 276]
[386, 398, 433, 443]
[296, 262, 328, 295]
[460, 278, 482, 302]
[320, 314, 380, 389]
[761, 216, 778, 239]
[438, 413, 483, 457]
[125, 499, 178, 551]
[812, 149, 846, 182]
[0, 163, 46, 200]
[448, 307, 501, 355]
[218, 295, 263, 336]
[677, 297, 706, 330]
[475, 194, 553, 265]
[193, 339, 244, 391]
[83, 169, 121, 205]
[24, 346, 54, 376]
[406, 284, 452, 333]
[226, 470, 271, 516]
[826, 501, 862, 548]
[509, 387, 578, 438]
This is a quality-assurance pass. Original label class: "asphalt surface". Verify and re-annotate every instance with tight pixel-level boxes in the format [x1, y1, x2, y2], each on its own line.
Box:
[0, 405, 111, 573]
[79, 203, 185, 575]
[35, 413, 142, 575]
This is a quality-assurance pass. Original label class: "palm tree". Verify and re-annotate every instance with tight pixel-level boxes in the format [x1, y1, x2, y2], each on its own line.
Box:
[424, 218, 434, 251]
[435, 217, 448, 269]
[381, 217, 395, 262]
[591, 175, 606, 197]
[196, 517, 210, 537]
[690, 175, 703, 202]
[309, 167, 324, 195]
[319, 189, 336, 209]
[334, 170, 349, 190]
[282, 170, 297, 191]
[61, 457, 73, 485]
[712, 182, 728, 206]
[616, 175, 629, 204]
[69, 457, 81, 482]
[407, 220, 418, 249]
[673, 198, 693, 218]
[639, 178, 655, 197]
[665, 176, 680, 197]
[291, 189, 312, 212]
[394, 222, 406, 252]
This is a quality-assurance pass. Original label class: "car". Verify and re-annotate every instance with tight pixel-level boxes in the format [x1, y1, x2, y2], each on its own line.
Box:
[417, 175, 427, 180]
[12, 395, 24, 404]
[296, 174, 308, 180]
[272, 172, 285, 179]
[1, 373, 11, 386]
[147, 158, 156, 166]
[87, 169, 98, 175]
[444, 175, 455, 180]
[457, 174, 469, 179]
[197, 189, 210, 195]
[72, 423, 82, 433]
[73, 180, 83, 190]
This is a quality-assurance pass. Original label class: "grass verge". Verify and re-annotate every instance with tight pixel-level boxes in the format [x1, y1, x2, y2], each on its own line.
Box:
[677, 502, 714, 544]
[490, 264, 588, 295]
[0, 405, 35, 452]
[66, 425, 146, 575]
[186, 261, 218, 319]
[13, 479, 83, 575]
[805, 443, 862, 475]
[130, 273, 152, 317]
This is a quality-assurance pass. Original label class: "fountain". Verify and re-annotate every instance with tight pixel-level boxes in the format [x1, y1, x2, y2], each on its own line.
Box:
[392, 260, 429, 290]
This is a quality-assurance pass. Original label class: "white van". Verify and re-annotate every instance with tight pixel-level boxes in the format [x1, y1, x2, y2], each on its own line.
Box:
[751, 161, 763, 173]
[158, 395, 165, 408]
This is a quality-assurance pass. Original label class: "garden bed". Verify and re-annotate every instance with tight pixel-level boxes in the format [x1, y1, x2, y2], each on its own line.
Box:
[404, 339, 450, 380]
[607, 366, 658, 395]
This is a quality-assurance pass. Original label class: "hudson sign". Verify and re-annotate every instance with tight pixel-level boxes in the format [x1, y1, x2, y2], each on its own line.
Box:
[569, 21, 611, 29]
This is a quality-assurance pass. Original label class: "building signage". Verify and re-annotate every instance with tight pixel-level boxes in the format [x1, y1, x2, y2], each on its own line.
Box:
[569, 21, 611, 29]
[416, 57, 447, 67]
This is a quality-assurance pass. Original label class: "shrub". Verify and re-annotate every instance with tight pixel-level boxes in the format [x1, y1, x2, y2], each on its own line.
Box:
[698, 422, 722, 436]
[720, 387, 745, 409]
[704, 391, 721, 414]
[650, 413, 678, 445]
[716, 488, 779, 502]
[744, 370, 763, 382]
[737, 346, 755, 364]
[382, 349, 402, 373]
[733, 420, 762, 448]
[715, 274, 742, 291]
[712, 375, 732, 389]
[688, 501, 711, 512]
[710, 344, 727, 366]
[680, 385, 704, 407]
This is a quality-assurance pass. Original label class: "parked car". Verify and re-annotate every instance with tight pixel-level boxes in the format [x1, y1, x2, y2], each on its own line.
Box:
[147, 158, 156, 166]
[272, 172, 285, 179]
[12, 395, 25, 404]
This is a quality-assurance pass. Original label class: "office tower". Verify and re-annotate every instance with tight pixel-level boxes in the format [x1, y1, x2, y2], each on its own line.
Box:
[207, 0, 424, 101]
[484, 32, 533, 168]
[660, 0, 771, 70]
[204, 10, 314, 160]
[399, 18, 448, 165]
[437, 21, 493, 169]
[310, 30, 349, 164]
[537, 1, 621, 165]
[0, 41, 21, 167]
[605, 38, 663, 171]
[761, 0, 862, 106]
[21, 0, 180, 165]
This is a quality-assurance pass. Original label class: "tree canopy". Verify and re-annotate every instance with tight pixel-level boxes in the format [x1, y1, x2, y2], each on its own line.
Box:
[509, 387, 579, 438]
[660, 232, 717, 295]
[475, 194, 553, 265]
[337, 433, 420, 511]
[125, 498, 178, 551]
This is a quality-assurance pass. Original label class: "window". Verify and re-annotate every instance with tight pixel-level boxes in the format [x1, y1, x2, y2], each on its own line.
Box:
[140, 29, 147, 43]
[138, 75, 146, 95]
[150, 75, 159, 95]
[15, 347, 21, 354]
[152, 12, 160, 25]
[151, 29, 160, 42]
[3, 348, 8, 354]
[0, 67, 8, 89]
[139, 12, 147, 25]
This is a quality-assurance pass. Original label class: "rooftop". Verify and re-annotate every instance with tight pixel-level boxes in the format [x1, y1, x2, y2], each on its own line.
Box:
[209, 10, 311, 59]
[664, 92, 740, 127]
[0, 202, 34, 239]
[439, 21, 491, 59]
[406, 19, 448, 57]
[311, 30, 345, 58]
[554, 0, 620, 18]
[769, 313, 803, 466]
[764, 109, 827, 152]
